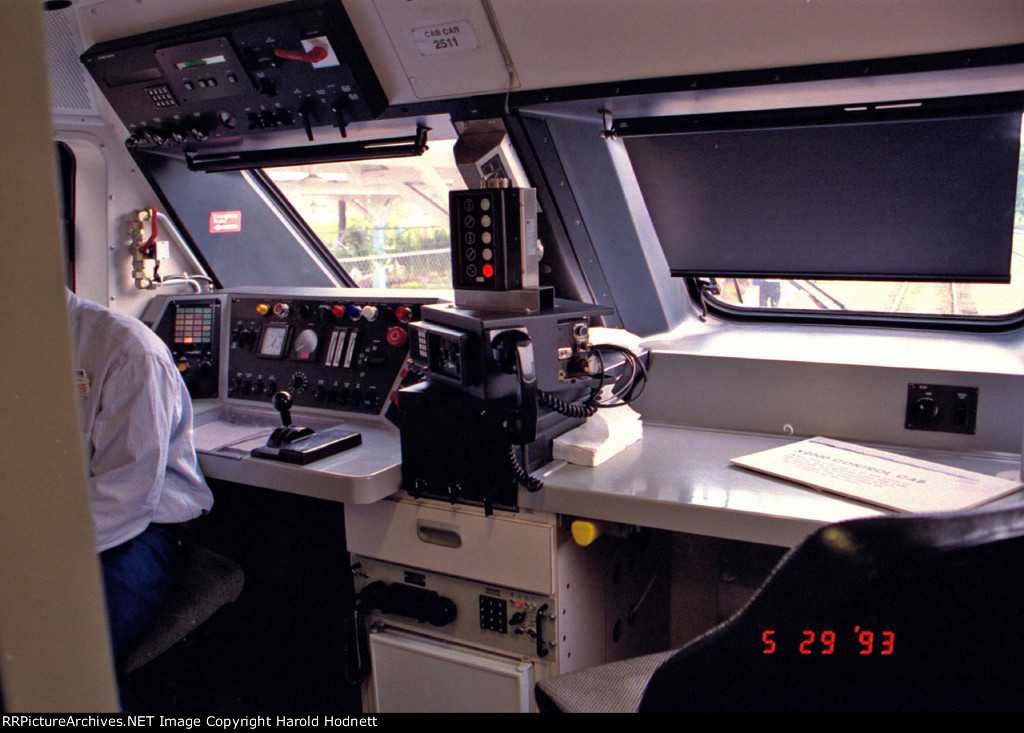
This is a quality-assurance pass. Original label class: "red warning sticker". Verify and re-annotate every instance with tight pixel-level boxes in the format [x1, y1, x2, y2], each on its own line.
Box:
[209, 210, 242, 233]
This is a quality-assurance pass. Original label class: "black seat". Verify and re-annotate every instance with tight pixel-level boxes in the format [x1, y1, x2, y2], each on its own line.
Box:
[536, 504, 1024, 713]
[123, 544, 244, 674]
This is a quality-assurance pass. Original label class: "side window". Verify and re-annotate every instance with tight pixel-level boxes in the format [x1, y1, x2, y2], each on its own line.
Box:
[264, 138, 460, 290]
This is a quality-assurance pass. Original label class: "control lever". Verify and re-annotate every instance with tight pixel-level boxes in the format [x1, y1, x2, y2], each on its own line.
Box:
[267, 391, 315, 447]
[331, 100, 348, 138]
[253, 390, 361, 464]
[273, 46, 329, 64]
[297, 101, 315, 142]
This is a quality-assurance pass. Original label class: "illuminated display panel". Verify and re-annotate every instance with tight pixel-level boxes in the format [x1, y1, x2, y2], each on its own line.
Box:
[174, 305, 214, 344]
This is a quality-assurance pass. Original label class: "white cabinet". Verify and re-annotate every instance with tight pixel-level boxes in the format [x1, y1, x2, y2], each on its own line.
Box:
[346, 496, 670, 712]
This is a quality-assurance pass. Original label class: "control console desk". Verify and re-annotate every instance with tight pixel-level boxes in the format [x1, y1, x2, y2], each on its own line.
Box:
[145, 289, 1023, 544]
[142, 287, 438, 504]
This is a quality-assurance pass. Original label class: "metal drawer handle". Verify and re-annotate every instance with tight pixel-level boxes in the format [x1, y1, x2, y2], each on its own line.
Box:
[416, 521, 462, 549]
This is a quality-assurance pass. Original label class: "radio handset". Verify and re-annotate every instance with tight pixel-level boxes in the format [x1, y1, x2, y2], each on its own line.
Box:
[491, 330, 537, 445]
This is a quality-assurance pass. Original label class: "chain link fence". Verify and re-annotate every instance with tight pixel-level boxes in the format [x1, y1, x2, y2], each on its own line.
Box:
[335, 247, 452, 290]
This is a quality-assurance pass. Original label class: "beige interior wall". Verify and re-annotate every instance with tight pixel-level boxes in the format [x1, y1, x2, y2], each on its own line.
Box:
[0, 2, 118, 713]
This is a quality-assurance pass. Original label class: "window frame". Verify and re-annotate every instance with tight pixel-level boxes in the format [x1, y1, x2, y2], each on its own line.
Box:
[686, 278, 1024, 333]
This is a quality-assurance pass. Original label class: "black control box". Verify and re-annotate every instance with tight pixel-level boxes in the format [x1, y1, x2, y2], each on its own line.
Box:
[399, 299, 612, 511]
[407, 300, 605, 398]
[904, 383, 978, 434]
[399, 381, 578, 512]
[449, 188, 538, 292]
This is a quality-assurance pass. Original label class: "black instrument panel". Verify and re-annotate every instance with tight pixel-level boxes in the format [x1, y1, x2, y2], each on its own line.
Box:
[226, 293, 434, 415]
[150, 290, 439, 416]
[80, 0, 387, 150]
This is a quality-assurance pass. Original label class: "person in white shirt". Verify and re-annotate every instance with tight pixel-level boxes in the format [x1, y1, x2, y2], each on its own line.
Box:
[66, 289, 214, 672]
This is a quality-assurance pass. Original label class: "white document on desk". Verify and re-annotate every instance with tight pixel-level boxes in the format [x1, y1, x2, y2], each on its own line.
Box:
[731, 436, 1023, 512]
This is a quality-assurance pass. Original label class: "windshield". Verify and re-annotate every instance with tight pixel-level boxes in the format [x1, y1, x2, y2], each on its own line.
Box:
[264, 138, 461, 290]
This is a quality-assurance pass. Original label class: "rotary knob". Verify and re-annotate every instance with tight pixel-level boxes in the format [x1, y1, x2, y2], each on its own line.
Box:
[289, 372, 308, 393]
[912, 397, 940, 423]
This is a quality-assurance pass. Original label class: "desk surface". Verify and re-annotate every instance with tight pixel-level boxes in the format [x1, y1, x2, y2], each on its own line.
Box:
[193, 402, 402, 505]
[521, 424, 1023, 547]
[192, 401, 1023, 547]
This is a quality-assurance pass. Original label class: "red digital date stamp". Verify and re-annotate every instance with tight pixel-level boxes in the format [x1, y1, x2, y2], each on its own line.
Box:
[761, 628, 895, 655]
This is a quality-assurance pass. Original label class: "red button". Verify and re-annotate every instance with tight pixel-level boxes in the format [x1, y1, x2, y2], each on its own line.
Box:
[386, 326, 408, 347]
[482, 264, 494, 278]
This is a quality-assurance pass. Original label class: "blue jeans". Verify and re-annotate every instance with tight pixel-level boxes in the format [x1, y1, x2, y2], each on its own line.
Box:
[101, 524, 188, 666]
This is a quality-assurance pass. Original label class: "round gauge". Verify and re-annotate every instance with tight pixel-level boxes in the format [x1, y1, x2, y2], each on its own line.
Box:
[291, 328, 318, 361]
[258, 324, 289, 358]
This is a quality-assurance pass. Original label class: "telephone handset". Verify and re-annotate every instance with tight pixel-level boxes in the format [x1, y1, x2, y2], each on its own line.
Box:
[491, 329, 537, 445]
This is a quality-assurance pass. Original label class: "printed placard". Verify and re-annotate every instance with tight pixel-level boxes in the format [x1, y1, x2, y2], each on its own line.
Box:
[209, 210, 242, 233]
[731, 436, 1024, 513]
[411, 20, 479, 56]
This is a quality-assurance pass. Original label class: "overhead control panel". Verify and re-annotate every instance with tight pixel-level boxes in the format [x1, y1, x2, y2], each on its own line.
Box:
[80, 0, 387, 150]
[227, 293, 435, 416]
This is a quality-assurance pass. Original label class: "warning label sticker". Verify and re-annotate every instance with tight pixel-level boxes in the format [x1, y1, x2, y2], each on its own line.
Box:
[209, 211, 242, 233]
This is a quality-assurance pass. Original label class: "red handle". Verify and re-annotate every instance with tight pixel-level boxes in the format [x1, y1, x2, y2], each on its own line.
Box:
[273, 46, 328, 64]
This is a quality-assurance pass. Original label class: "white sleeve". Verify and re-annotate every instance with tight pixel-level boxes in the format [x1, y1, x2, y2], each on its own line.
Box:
[88, 348, 182, 552]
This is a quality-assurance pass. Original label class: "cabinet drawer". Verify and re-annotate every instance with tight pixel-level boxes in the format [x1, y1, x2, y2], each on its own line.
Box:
[345, 498, 556, 595]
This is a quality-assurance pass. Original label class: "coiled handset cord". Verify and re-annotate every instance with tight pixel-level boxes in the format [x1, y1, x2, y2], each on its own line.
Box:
[508, 443, 544, 492]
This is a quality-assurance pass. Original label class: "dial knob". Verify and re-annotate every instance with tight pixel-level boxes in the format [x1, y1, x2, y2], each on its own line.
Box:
[913, 397, 940, 422]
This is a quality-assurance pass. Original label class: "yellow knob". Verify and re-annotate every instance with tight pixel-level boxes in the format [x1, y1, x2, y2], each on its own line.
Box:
[571, 520, 601, 547]
[256, 303, 270, 315]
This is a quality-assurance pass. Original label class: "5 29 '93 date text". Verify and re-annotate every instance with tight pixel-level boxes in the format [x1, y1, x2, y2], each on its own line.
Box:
[762, 628, 896, 655]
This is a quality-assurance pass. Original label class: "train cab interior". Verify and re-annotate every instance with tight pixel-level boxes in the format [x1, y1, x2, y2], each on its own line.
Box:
[4, 0, 1024, 714]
